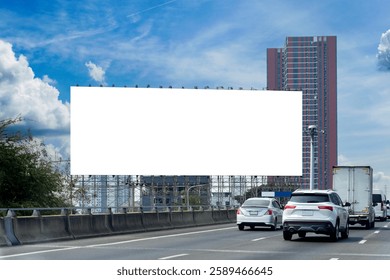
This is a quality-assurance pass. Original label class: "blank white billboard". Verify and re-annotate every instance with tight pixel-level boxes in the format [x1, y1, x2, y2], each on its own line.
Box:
[71, 87, 302, 175]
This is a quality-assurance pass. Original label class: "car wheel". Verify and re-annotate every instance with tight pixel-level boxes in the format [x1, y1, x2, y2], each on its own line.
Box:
[283, 231, 292, 241]
[238, 224, 244, 231]
[341, 221, 349, 239]
[330, 221, 340, 242]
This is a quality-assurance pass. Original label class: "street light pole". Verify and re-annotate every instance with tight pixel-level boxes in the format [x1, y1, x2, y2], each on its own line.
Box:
[307, 125, 324, 190]
[308, 125, 317, 191]
[186, 184, 208, 210]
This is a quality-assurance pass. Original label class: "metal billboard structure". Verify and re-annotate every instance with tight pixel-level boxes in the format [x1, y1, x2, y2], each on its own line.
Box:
[69, 175, 297, 213]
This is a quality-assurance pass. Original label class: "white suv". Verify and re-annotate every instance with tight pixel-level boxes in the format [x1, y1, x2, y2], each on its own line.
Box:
[282, 189, 350, 241]
[372, 189, 387, 221]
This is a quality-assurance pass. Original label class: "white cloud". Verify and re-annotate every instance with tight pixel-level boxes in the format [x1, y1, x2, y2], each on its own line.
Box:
[337, 154, 353, 166]
[85, 61, 106, 84]
[0, 39, 70, 158]
[131, 21, 153, 43]
[377, 29, 390, 70]
[373, 172, 390, 194]
[42, 74, 57, 85]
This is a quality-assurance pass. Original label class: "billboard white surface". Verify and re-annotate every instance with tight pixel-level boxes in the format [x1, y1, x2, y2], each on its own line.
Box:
[71, 87, 302, 175]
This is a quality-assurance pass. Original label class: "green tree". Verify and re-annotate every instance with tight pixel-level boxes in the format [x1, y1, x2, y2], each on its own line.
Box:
[0, 117, 68, 208]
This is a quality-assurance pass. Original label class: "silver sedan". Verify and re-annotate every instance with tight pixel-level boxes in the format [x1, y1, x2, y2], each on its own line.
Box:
[236, 197, 283, 231]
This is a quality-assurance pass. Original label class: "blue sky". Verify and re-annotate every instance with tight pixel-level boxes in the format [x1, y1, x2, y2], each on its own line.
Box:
[0, 0, 390, 192]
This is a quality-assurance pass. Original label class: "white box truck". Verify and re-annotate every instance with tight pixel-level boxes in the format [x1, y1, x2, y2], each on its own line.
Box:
[332, 166, 375, 229]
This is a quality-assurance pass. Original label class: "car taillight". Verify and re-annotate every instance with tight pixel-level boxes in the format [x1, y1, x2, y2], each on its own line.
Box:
[284, 205, 296, 210]
[318, 206, 333, 211]
[236, 209, 241, 215]
[266, 209, 273, 215]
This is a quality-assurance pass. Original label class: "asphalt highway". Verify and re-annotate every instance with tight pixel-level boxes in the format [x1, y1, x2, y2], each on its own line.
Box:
[1, 220, 390, 260]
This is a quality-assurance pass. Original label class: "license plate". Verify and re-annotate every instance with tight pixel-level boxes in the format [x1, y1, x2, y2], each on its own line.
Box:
[302, 210, 313, 216]
[249, 211, 258, 216]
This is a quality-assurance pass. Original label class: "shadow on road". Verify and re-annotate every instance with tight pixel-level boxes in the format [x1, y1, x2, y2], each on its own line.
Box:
[288, 235, 362, 243]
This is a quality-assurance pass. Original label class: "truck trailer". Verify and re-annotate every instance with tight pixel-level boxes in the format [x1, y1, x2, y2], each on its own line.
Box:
[332, 166, 375, 229]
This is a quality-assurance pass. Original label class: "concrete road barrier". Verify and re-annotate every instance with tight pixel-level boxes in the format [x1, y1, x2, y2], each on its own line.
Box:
[194, 210, 214, 226]
[68, 214, 112, 239]
[142, 212, 171, 231]
[3, 212, 20, 246]
[182, 211, 196, 227]
[0, 218, 11, 246]
[111, 212, 145, 234]
[170, 211, 195, 228]
[227, 209, 237, 222]
[0, 208, 236, 246]
[212, 209, 230, 223]
[40, 215, 73, 242]
[12, 215, 72, 245]
[12, 216, 45, 245]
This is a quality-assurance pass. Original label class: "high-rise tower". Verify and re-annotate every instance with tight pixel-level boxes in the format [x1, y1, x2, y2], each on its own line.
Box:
[267, 36, 337, 189]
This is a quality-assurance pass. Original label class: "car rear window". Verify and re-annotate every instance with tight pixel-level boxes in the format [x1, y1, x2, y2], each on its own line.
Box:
[242, 200, 269, 207]
[289, 194, 329, 203]
[372, 194, 382, 203]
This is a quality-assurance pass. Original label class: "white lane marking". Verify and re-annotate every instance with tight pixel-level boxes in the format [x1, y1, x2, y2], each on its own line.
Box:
[86, 226, 237, 248]
[252, 234, 280, 242]
[0, 246, 80, 259]
[330, 258, 339, 260]
[362, 230, 381, 241]
[357, 229, 382, 245]
[159, 253, 189, 260]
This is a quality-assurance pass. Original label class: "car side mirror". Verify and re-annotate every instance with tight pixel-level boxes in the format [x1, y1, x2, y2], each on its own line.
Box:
[373, 202, 378, 207]
[344, 202, 351, 207]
